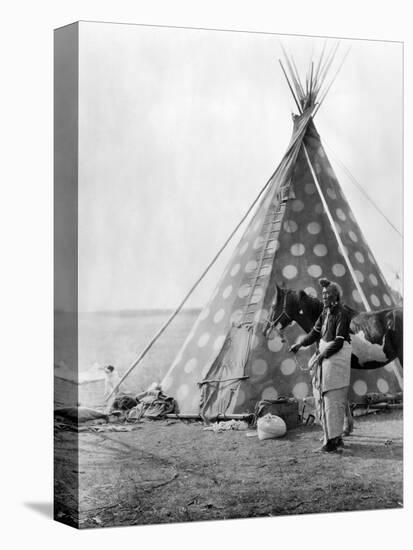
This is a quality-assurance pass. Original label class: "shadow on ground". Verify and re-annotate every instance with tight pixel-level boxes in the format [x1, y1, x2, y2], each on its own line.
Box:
[23, 502, 53, 519]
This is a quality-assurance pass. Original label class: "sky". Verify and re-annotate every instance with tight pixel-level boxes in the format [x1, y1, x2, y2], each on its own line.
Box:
[76, 22, 403, 311]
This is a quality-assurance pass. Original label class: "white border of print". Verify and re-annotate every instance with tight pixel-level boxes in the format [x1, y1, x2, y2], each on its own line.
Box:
[1, 1, 409, 549]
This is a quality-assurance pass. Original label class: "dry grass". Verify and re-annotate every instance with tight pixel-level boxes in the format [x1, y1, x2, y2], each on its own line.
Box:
[54, 409, 403, 529]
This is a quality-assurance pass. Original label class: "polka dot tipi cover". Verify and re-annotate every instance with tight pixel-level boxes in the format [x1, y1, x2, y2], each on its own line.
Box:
[161, 61, 402, 418]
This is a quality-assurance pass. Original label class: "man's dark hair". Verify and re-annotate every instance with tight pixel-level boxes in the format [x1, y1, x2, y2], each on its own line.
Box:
[318, 277, 342, 302]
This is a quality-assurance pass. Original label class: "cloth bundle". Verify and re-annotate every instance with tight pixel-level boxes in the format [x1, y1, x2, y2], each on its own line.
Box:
[257, 414, 287, 440]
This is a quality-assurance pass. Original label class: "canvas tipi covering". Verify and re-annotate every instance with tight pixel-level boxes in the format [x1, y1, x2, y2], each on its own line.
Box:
[161, 51, 402, 418]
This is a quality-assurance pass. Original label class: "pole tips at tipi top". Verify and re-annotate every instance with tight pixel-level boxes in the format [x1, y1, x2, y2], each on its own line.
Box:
[278, 40, 351, 118]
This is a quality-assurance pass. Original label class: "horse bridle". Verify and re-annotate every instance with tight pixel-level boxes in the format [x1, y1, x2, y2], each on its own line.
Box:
[266, 290, 293, 334]
[266, 290, 311, 372]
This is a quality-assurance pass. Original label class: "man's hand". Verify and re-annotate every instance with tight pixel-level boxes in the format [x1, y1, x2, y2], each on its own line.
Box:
[289, 343, 301, 354]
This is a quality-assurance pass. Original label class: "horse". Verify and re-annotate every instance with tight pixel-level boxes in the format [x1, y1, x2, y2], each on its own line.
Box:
[263, 285, 403, 436]
[263, 285, 403, 370]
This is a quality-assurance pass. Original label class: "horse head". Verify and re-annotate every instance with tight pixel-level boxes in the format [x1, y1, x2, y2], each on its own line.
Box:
[264, 286, 299, 341]
[263, 286, 323, 340]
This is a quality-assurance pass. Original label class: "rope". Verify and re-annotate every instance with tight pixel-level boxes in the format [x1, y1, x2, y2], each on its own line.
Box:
[324, 142, 402, 238]
[303, 144, 371, 312]
[281, 330, 312, 372]
[105, 163, 283, 401]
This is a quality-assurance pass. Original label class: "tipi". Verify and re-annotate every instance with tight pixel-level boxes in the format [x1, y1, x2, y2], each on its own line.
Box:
[160, 47, 402, 418]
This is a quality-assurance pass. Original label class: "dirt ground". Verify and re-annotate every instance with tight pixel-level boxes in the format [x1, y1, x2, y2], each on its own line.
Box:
[54, 409, 403, 528]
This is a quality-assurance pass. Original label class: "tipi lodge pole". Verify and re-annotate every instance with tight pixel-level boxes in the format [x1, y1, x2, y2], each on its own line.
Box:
[106, 154, 289, 400]
[302, 143, 371, 312]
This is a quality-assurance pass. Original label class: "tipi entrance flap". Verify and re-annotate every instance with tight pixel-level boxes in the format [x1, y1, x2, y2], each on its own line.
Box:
[199, 325, 252, 418]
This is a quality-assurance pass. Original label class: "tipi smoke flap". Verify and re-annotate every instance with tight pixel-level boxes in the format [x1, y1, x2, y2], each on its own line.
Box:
[161, 46, 402, 417]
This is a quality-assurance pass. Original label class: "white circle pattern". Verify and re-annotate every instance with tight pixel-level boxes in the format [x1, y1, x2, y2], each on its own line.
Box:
[213, 309, 225, 323]
[284, 220, 298, 233]
[313, 244, 327, 256]
[349, 231, 358, 242]
[252, 359, 268, 376]
[308, 264, 322, 278]
[266, 240, 278, 254]
[253, 236, 265, 250]
[354, 270, 364, 283]
[292, 200, 304, 212]
[304, 286, 317, 298]
[268, 336, 284, 352]
[184, 358, 198, 374]
[199, 307, 210, 320]
[293, 382, 309, 399]
[336, 208, 346, 221]
[283, 265, 298, 279]
[238, 284, 251, 298]
[370, 294, 380, 308]
[369, 274, 378, 286]
[291, 243, 305, 256]
[305, 286, 317, 297]
[262, 386, 278, 400]
[230, 263, 241, 276]
[198, 333, 210, 348]
[353, 380, 367, 396]
[383, 294, 392, 306]
[222, 285, 233, 299]
[377, 378, 389, 393]
[245, 260, 258, 273]
[308, 222, 321, 234]
[280, 358, 296, 375]
[238, 242, 249, 256]
[352, 290, 363, 304]
[355, 251, 365, 263]
[332, 264, 346, 277]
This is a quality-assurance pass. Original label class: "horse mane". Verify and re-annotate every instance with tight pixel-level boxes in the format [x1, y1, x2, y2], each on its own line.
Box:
[343, 304, 358, 318]
[350, 307, 402, 335]
[298, 289, 362, 317]
[297, 289, 323, 316]
[279, 286, 401, 326]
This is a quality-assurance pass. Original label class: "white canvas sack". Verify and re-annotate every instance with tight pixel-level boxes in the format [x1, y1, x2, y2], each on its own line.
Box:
[257, 414, 287, 440]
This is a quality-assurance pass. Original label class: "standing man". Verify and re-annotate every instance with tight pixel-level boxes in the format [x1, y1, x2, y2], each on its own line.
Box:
[290, 278, 352, 452]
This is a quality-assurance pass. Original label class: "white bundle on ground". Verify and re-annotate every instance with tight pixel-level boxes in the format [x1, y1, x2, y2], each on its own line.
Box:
[257, 414, 287, 440]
